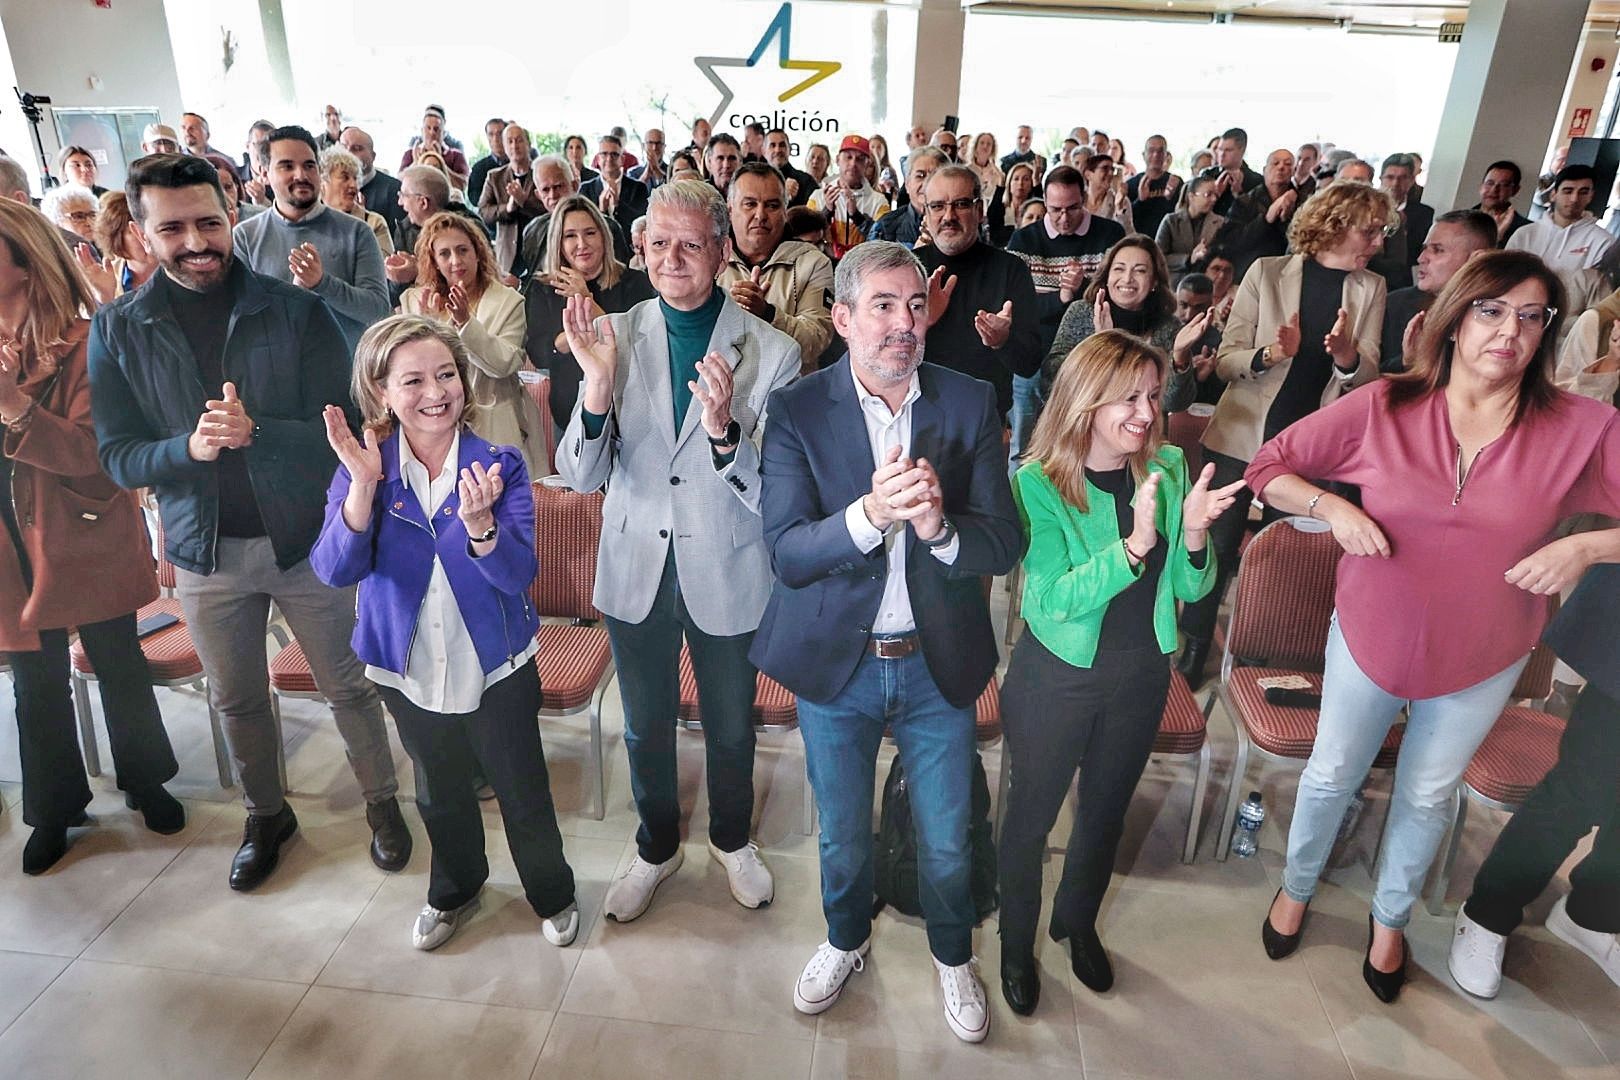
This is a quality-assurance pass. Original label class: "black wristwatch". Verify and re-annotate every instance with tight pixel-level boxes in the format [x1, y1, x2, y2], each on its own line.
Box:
[708, 419, 742, 447]
[922, 517, 957, 549]
[468, 521, 498, 543]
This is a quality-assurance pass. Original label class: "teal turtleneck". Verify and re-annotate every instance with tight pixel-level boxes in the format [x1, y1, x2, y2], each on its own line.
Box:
[661, 286, 725, 432]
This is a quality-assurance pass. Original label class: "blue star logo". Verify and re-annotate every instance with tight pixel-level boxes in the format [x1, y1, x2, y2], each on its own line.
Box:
[694, 3, 841, 127]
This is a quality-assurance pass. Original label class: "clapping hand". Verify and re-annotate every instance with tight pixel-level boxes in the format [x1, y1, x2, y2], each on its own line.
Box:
[551, 265, 591, 300]
[0, 338, 25, 419]
[1180, 463, 1246, 539]
[1271, 312, 1302, 364]
[1173, 309, 1213, 367]
[562, 294, 618, 408]
[1266, 187, 1298, 224]
[1058, 263, 1085, 303]
[384, 251, 416, 284]
[445, 282, 473, 327]
[188, 381, 254, 461]
[1094, 287, 1114, 332]
[322, 404, 382, 484]
[457, 460, 503, 537]
[289, 242, 323, 289]
[728, 266, 770, 317]
[925, 266, 958, 329]
[689, 353, 736, 445]
[74, 243, 119, 305]
[862, 444, 940, 535]
[1192, 347, 1218, 381]
[974, 300, 1013, 349]
[1127, 471, 1161, 561]
[1323, 306, 1355, 367]
[1402, 309, 1427, 364]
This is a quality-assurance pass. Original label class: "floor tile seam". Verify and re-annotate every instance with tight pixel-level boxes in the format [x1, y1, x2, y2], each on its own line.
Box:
[62, 952, 318, 987]
[552, 996, 817, 1044]
[242, 980, 317, 1080]
[1518, 940, 1618, 1067]
[73, 819, 212, 960]
[1292, 923, 1365, 1080]
[302, 865, 393, 990]
[0, 953, 73, 1043]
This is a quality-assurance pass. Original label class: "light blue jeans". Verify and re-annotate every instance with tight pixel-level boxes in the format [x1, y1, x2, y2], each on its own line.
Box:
[1280, 615, 1529, 929]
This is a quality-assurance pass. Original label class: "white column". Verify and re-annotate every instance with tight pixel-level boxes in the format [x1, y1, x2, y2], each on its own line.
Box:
[909, 0, 965, 130]
[1424, 0, 1588, 215]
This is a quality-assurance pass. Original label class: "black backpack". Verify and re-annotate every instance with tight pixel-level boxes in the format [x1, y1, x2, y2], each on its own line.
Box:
[872, 752, 999, 921]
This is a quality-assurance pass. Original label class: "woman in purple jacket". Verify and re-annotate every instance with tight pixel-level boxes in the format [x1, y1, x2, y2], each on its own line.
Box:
[312, 314, 577, 952]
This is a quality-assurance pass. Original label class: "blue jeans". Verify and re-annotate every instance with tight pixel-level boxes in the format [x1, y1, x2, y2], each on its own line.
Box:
[1281, 616, 1529, 929]
[1007, 374, 1041, 481]
[798, 647, 978, 965]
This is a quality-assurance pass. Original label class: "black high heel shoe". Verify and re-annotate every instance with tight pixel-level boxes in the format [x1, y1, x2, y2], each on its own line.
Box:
[1262, 887, 1309, 960]
[1050, 913, 1114, 992]
[1362, 915, 1408, 1004]
[22, 811, 89, 875]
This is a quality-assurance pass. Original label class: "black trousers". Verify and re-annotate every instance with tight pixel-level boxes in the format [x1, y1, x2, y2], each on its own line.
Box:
[997, 634, 1170, 955]
[378, 663, 576, 918]
[1464, 682, 1620, 935]
[5, 614, 178, 829]
[604, 551, 757, 864]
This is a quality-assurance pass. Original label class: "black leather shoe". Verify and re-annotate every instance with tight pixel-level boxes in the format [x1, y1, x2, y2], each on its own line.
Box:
[1175, 637, 1213, 691]
[229, 805, 298, 892]
[22, 811, 88, 876]
[365, 797, 412, 872]
[1053, 921, 1114, 993]
[1262, 887, 1309, 960]
[125, 786, 186, 835]
[1000, 952, 1041, 1016]
[1362, 914, 1408, 1004]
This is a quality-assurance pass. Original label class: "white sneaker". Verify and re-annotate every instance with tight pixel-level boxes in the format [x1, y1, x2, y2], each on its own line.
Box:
[1448, 905, 1507, 999]
[1547, 894, 1620, 989]
[412, 894, 480, 951]
[934, 956, 989, 1043]
[708, 840, 774, 908]
[542, 903, 579, 947]
[603, 848, 684, 923]
[793, 939, 869, 1015]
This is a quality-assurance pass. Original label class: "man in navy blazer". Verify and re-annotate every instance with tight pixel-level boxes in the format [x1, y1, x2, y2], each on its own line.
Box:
[1450, 563, 1620, 998]
[753, 241, 1022, 1043]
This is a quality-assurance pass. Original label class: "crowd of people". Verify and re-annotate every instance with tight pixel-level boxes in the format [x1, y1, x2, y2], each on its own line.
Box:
[0, 98, 1616, 1050]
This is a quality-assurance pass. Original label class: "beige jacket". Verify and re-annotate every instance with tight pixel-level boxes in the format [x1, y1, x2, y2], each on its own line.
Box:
[401, 281, 548, 477]
[1204, 254, 1384, 463]
[716, 240, 835, 374]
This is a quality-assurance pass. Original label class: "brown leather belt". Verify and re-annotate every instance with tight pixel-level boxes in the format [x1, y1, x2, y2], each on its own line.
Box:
[868, 634, 920, 659]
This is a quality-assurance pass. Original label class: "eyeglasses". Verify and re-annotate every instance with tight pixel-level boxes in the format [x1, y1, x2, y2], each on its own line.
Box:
[924, 198, 978, 214]
[64, 211, 97, 223]
[1046, 203, 1083, 217]
[1469, 299, 1556, 331]
[1354, 223, 1400, 240]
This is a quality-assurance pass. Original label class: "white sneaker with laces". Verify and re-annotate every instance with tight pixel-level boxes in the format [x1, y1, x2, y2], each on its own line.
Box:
[934, 956, 989, 1043]
[1448, 905, 1507, 999]
[708, 840, 774, 908]
[542, 903, 579, 947]
[412, 894, 481, 951]
[1547, 894, 1620, 989]
[603, 847, 684, 923]
[793, 939, 869, 1014]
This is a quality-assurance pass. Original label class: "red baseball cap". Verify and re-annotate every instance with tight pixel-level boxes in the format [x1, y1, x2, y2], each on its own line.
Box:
[838, 135, 872, 159]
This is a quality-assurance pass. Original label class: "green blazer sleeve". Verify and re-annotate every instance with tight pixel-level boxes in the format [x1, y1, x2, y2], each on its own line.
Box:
[1016, 464, 1143, 622]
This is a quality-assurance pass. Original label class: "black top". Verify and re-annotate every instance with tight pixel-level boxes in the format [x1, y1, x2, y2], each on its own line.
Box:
[915, 240, 1043, 417]
[1379, 286, 1430, 374]
[157, 267, 267, 539]
[1109, 304, 1149, 336]
[1127, 172, 1180, 243]
[1088, 466, 1164, 653]
[1263, 258, 1348, 442]
[523, 268, 657, 428]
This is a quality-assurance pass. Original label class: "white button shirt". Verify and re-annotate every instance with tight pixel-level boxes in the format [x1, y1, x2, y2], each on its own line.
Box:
[841, 363, 961, 634]
[365, 431, 539, 713]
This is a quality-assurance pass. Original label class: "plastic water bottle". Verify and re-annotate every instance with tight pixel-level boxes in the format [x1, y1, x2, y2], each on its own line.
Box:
[1232, 791, 1264, 858]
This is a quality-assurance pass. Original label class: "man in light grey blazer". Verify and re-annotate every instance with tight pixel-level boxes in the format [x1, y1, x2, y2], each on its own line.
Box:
[558, 179, 800, 923]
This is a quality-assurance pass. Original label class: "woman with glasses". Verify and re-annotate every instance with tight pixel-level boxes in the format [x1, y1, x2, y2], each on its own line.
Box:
[40, 186, 100, 254]
[1175, 182, 1392, 689]
[1155, 175, 1226, 275]
[1248, 249, 1620, 1003]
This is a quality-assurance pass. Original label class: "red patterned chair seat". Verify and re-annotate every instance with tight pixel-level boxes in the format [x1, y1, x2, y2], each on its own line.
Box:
[71, 599, 201, 683]
[1226, 667, 1402, 766]
[268, 640, 319, 694]
[536, 623, 613, 712]
[1155, 669, 1206, 756]
[1463, 706, 1565, 805]
[677, 644, 796, 728]
[878, 678, 1002, 743]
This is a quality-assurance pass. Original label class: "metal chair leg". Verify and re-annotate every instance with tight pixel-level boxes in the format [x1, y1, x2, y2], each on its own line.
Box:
[269, 694, 289, 793]
[207, 697, 234, 788]
[993, 738, 1011, 848]
[1184, 740, 1212, 864]
[72, 671, 102, 777]
[1425, 787, 1468, 915]
[1215, 727, 1252, 862]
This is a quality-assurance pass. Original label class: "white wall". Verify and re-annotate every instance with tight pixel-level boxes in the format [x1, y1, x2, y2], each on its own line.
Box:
[0, 0, 184, 190]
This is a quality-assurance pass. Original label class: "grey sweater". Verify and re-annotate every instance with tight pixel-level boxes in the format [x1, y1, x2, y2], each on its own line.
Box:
[233, 202, 389, 350]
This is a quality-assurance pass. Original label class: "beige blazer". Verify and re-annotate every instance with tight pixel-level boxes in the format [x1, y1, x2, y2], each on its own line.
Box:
[1203, 254, 1384, 463]
[401, 281, 548, 477]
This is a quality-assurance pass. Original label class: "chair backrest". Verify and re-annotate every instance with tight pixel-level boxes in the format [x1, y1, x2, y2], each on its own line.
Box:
[1224, 516, 1341, 672]
[148, 502, 177, 591]
[522, 373, 556, 476]
[530, 480, 603, 620]
[1167, 409, 1210, 475]
[1511, 639, 1558, 701]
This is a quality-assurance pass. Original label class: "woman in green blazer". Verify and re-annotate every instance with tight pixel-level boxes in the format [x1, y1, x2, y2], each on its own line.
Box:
[997, 330, 1243, 1017]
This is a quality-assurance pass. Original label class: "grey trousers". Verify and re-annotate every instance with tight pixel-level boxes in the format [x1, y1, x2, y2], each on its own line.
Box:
[174, 537, 398, 815]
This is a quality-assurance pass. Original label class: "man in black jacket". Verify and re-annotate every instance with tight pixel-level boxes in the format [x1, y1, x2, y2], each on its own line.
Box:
[87, 155, 410, 893]
[579, 134, 649, 236]
[1198, 127, 1265, 215]
[1450, 562, 1620, 999]
[754, 240, 1021, 1044]
[1213, 148, 1300, 282]
[914, 165, 1041, 419]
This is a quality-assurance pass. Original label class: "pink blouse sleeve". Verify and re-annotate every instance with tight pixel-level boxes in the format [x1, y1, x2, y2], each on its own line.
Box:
[1565, 408, 1620, 518]
[1245, 382, 1379, 498]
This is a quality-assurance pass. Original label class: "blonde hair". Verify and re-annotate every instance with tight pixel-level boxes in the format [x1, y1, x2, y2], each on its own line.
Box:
[1287, 181, 1396, 258]
[413, 211, 498, 301]
[543, 194, 624, 289]
[1024, 330, 1165, 512]
[0, 199, 94, 364]
[350, 314, 479, 435]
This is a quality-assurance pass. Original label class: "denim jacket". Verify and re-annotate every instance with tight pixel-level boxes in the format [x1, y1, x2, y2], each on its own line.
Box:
[310, 427, 539, 677]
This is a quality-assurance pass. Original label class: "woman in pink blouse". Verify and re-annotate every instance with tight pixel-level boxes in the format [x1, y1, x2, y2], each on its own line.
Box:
[1246, 250, 1620, 1003]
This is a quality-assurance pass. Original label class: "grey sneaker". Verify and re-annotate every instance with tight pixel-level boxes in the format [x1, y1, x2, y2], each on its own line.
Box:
[542, 903, 580, 947]
[603, 848, 684, 923]
[412, 894, 481, 951]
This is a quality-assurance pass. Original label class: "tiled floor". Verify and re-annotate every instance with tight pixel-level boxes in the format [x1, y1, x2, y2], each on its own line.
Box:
[0, 585, 1614, 1080]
